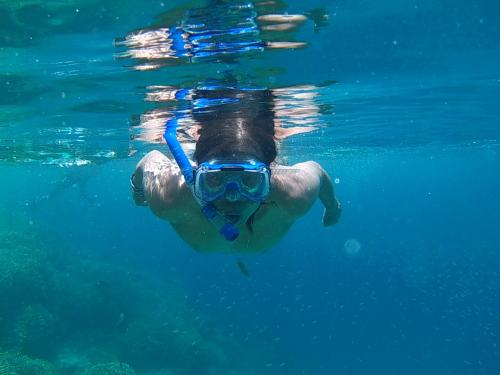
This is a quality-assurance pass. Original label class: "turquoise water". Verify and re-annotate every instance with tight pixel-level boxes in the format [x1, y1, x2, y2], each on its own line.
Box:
[1, 0, 499, 374]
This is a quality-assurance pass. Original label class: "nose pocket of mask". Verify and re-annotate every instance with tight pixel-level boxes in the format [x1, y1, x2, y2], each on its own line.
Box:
[224, 181, 241, 201]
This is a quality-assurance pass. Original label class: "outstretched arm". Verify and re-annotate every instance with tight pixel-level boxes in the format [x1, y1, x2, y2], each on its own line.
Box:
[271, 161, 341, 226]
[131, 150, 191, 220]
[315, 163, 342, 226]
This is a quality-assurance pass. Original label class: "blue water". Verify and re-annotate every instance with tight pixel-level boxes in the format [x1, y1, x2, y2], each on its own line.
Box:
[1, 1, 499, 374]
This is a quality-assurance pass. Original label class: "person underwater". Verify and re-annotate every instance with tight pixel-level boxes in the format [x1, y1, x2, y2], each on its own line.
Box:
[131, 88, 341, 253]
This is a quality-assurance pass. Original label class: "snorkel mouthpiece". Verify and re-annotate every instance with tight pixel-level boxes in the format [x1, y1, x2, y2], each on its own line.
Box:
[220, 223, 239, 241]
[201, 204, 239, 241]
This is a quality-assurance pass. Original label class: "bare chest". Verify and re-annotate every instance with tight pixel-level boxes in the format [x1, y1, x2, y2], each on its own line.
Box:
[169, 202, 294, 253]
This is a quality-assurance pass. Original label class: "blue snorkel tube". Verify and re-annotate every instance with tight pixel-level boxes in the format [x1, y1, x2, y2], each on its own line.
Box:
[163, 113, 239, 242]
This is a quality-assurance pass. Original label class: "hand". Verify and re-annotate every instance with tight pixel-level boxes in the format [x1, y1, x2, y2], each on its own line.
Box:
[131, 173, 148, 206]
[133, 190, 148, 206]
[322, 200, 341, 227]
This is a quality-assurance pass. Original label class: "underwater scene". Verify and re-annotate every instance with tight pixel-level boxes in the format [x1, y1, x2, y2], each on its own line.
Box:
[1, 0, 499, 374]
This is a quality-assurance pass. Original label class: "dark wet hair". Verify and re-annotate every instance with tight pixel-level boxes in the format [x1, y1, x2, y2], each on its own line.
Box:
[192, 88, 277, 165]
[192, 88, 277, 233]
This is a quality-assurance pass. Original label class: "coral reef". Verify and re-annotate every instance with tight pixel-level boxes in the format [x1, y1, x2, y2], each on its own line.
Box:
[0, 351, 57, 375]
[0, 230, 55, 357]
[12, 304, 56, 356]
[0, 227, 266, 374]
[0, 231, 51, 308]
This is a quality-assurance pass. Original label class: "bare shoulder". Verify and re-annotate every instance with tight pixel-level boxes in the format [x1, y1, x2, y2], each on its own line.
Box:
[138, 150, 179, 174]
[134, 150, 195, 220]
[270, 161, 324, 217]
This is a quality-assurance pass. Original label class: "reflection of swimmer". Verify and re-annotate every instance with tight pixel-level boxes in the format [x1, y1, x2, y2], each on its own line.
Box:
[116, 0, 309, 70]
[130, 84, 322, 147]
[131, 89, 341, 253]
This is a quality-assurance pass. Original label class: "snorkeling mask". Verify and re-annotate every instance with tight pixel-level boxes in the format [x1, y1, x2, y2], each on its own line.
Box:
[194, 160, 271, 203]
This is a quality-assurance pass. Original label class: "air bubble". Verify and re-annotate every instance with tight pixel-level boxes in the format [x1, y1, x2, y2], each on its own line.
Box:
[344, 239, 361, 255]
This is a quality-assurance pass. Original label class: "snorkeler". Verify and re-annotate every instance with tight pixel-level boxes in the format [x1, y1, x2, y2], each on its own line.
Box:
[131, 88, 341, 252]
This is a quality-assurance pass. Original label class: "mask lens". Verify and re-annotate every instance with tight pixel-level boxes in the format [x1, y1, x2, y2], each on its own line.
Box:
[204, 172, 224, 190]
[241, 172, 263, 191]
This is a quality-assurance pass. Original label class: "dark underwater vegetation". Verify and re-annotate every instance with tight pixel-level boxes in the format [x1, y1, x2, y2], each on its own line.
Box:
[0, 216, 274, 375]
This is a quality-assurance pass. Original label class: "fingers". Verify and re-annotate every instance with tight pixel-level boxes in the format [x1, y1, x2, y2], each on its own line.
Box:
[322, 206, 341, 227]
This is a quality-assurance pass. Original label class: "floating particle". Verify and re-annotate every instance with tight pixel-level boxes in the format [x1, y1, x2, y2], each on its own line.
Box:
[344, 239, 361, 255]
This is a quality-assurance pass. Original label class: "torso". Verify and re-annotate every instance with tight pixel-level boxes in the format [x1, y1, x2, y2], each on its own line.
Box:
[163, 188, 296, 253]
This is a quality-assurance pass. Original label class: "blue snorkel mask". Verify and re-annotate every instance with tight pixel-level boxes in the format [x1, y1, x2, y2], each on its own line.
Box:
[194, 160, 270, 203]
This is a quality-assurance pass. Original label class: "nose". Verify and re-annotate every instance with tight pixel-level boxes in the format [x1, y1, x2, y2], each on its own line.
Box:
[224, 182, 240, 202]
